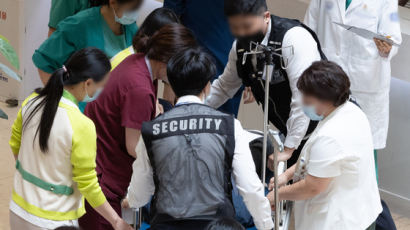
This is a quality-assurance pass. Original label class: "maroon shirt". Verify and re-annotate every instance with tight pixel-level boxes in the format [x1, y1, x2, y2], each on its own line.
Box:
[85, 53, 156, 200]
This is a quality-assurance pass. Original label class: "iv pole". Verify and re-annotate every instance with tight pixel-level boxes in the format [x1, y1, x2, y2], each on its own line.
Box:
[243, 42, 292, 230]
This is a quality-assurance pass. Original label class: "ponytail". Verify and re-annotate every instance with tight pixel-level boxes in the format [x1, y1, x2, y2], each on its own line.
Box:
[23, 48, 110, 153]
[23, 68, 67, 152]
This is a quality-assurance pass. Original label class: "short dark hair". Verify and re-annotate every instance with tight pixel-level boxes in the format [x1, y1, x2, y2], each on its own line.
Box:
[224, 0, 268, 17]
[167, 47, 216, 97]
[132, 8, 180, 51]
[205, 218, 245, 230]
[297, 61, 351, 107]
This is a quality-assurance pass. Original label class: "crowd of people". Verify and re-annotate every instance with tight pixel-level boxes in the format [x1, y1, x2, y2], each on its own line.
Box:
[8, 0, 402, 230]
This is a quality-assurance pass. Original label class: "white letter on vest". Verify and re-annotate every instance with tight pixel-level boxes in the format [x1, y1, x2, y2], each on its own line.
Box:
[162, 122, 168, 133]
[169, 120, 178, 132]
[153, 124, 160, 135]
[214, 119, 222, 130]
[189, 118, 197, 130]
[180, 120, 188, 131]
[205, 118, 213, 129]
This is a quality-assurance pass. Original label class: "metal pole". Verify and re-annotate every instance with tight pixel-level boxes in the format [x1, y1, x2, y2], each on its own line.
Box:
[261, 63, 273, 186]
[268, 130, 284, 230]
[133, 209, 138, 230]
[138, 208, 143, 229]
[273, 135, 280, 230]
[133, 208, 143, 230]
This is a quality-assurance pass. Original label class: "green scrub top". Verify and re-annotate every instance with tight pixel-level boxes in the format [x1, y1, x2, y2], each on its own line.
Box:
[48, 0, 90, 29]
[33, 6, 138, 74]
[102, 18, 127, 59]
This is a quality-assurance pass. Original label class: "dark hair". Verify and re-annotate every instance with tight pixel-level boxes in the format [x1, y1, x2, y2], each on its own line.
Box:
[297, 61, 351, 107]
[134, 24, 197, 63]
[132, 8, 180, 51]
[224, 0, 268, 17]
[205, 218, 245, 230]
[90, 0, 141, 6]
[23, 48, 110, 152]
[167, 47, 216, 97]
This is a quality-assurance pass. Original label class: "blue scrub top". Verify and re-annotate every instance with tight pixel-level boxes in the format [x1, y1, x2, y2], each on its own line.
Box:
[33, 6, 138, 73]
[164, 0, 234, 75]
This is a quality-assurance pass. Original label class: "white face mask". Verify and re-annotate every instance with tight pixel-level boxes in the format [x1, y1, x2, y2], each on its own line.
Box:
[82, 87, 103, 103]
[113, 7, 138, 25]
[302, 105, 324, 121]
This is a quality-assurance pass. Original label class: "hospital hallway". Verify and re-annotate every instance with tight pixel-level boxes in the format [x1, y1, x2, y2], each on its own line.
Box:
[1, 103, 410, 230]
[2, 0, 410, 229]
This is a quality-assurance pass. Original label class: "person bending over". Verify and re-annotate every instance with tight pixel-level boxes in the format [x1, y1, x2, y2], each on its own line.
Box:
[206, 0, 326, 169]
[126, 47, 273, 230]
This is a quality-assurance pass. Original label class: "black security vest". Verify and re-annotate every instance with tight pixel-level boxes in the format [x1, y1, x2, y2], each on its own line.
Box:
[236, 15, 327, 136]
[141, 103, 236, 226]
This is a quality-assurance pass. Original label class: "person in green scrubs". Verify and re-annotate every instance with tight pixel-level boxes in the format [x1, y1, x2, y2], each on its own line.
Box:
[48, 0, 91, 37]
[33, 0, 142, 85]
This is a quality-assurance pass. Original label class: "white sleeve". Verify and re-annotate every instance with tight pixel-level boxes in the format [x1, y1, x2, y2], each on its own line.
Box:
[303, 0, 320, 32]
[307, 136, 344, 178]
[127, 137, 155, 208]
[282, 27, 322, 149]
[206, 41, 243, 108]
[232, 119, 274, 230]
[378, 0, 402, 60]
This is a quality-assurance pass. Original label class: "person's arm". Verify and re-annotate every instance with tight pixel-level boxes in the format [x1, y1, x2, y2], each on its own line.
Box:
[206, 42, 244, 109]
[375, 0, 402, 59]
[232, 120, 274, 230]
[268, 136, 343, 206]
[48, 0, 89, 36]
[163, 0, 185, 17]
[269, 175, 332, 205]
[93, 202, 133, 230]
[303, 0, 320, 32]
[126, 138, 155, 208]
[122, 88, 155, 157]
[9, 93, 38, 160]
[70, 117, 131, 230]
[9, 108, 23, 161]
[33, 16, 83, 84]
[125, 128, 140, 158]
[281, 27, 322, 155]
[268, 164, 296, 191]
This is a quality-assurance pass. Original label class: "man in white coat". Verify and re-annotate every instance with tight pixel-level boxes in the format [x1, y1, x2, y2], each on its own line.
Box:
[304, 0, 402, 160]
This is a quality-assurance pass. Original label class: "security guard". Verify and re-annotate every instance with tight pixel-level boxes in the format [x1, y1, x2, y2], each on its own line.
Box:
[206, 0, 327, 167]
[126, 47, 274, 230]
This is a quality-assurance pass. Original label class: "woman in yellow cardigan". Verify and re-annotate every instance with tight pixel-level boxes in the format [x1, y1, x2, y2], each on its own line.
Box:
[9, 48, 132, 230]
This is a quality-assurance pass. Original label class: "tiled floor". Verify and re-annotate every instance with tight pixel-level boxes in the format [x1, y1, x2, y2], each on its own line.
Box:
[1, 101, 410, 230]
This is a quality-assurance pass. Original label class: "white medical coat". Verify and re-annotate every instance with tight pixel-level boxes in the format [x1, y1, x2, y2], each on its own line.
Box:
[304, 0, 402, 149]
[294, 102, 382, 230]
